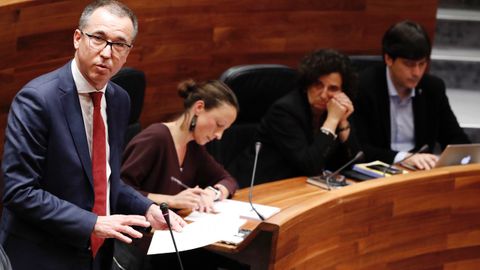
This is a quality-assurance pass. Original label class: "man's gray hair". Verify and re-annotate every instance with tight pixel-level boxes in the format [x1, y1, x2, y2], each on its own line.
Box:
[79, 0, 138, 41]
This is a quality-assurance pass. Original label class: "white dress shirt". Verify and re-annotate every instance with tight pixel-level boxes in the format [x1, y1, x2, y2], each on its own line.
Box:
[386, 68, 416, 163]
[71, 59, 111, 215]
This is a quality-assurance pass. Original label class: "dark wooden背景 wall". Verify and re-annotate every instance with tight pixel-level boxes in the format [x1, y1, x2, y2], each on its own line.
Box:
[0, 0, 439, 158]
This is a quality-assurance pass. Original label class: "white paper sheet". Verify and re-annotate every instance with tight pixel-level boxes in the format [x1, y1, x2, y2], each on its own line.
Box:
[213, 199, 280, 221]
[147, 213, 244, 255]
[147, 199, 280, 255]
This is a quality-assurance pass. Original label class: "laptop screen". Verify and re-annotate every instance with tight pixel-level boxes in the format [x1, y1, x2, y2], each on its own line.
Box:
[435, 144, 480, 168]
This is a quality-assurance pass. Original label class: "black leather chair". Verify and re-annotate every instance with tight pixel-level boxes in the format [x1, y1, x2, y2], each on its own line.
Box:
[111, 67, 146, 144]
[349, 55, 383, 72]
[207, 64, 297, 175]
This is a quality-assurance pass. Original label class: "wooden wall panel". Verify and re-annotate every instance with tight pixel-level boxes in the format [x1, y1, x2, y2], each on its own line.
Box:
[0, 0, 438, 157]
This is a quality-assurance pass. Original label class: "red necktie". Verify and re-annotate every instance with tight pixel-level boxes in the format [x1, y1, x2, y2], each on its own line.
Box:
[90, 92, 107, 257]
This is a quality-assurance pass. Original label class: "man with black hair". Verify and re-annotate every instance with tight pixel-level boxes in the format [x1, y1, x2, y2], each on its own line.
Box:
[354, 20, 470, 170]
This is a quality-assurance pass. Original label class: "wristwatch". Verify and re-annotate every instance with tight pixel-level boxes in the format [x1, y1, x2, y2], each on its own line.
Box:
[320, 127, 337, 140]
[207, 186, 221, 201]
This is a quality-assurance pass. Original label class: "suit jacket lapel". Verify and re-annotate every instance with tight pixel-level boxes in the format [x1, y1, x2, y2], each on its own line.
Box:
[58, 62, 93, 185]
[105, 84, 118, 165]
[377, 67, 391, 147]
[413, 84, 427, 148]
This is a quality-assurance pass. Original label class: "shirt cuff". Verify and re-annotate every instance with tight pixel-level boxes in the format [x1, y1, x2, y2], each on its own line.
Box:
[394, 151, 409, 164]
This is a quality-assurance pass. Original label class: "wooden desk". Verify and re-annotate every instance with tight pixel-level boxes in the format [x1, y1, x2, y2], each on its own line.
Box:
[210, 164, 480, 270]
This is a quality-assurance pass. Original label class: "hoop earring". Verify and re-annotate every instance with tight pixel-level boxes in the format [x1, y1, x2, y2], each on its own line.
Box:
[189, 115, 197, 132]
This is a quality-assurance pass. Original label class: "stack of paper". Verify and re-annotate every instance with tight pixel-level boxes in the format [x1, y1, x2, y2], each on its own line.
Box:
[148, 199, 280, 254]
[147, 213, 245, 255]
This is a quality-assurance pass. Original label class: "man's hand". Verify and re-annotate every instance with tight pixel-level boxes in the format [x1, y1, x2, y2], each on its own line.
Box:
[93, 215, 150, 244]
[145, 204, 187, 232]
[403, 153, 439, 170]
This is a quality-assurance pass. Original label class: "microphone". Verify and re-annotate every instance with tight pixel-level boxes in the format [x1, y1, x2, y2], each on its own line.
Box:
[382, 144, 429, 176]
[159, 203, 184, 270]
[248, 142, 265, 221]
[324, 151, 364, 190]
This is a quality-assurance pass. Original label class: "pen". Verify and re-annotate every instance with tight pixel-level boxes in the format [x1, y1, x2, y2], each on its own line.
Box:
[171, 176, 191, 189]
[171, 176, 218, 213]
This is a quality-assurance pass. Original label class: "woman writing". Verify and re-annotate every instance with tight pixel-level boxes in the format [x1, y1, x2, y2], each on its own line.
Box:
[114, 79, 239, 269]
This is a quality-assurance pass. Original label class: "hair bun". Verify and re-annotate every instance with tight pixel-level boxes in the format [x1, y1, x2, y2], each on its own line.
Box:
[178, 79, 197, 98]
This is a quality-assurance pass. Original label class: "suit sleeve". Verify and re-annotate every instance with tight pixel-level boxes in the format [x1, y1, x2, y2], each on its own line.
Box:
[2, 87, 97, 249]
[263, 102, 343, 176]
[354, 72, 398, 163]
[434, 80, 470, 147]
[110, 89, 153, 215]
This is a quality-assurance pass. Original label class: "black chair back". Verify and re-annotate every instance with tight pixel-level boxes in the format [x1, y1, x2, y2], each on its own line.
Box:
[220, 64, 298, 124]
[349, 55, 383, 72]
[111, 67, 146, 143]
[208, 64, 297, 168]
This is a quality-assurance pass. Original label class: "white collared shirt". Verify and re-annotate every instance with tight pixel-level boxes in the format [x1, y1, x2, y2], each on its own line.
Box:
[386, 68, 416, 163]
[71, 60, 111, 215]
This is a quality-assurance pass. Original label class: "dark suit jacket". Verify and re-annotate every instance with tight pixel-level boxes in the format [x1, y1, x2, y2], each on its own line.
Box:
[354, 65, 470, 163]
[228, 90, 360, 186]
[0, 61, 152, 270]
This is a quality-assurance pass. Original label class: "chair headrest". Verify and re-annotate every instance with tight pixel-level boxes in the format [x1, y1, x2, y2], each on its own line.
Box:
[220, 64, 297, 123]
[349, 55, 383, 72]
[111, 67, 146, 124]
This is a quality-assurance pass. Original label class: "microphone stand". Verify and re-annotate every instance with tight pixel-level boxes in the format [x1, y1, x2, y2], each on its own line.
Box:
[325, 151, 364, 190]
[159, 203, 184, 270]
[308, 151, 364, 190]
[249, 142, 265, 221]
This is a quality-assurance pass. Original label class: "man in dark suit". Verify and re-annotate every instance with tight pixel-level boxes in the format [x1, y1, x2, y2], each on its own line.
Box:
[0, 1, 185, 270]
[354, 20, 470, 170]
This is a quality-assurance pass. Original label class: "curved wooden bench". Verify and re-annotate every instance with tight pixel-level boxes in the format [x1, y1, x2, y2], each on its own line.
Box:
[224, 164, 480, 269]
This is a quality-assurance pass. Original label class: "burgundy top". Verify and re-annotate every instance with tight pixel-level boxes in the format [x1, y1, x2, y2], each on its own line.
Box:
[121, 123, 238, 200]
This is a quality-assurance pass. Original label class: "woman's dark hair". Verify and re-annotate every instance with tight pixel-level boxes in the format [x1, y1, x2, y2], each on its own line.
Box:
[382, 20, 431, 61]
[178, 79, 239, 112]
[297, 49, 357, 99]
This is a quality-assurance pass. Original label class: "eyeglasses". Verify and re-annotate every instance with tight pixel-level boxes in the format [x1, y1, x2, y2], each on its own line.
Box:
[80, 30, 132, 55]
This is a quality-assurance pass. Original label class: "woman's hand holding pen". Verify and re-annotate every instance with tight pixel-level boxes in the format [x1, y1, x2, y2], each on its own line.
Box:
[170, 187, 214, 212]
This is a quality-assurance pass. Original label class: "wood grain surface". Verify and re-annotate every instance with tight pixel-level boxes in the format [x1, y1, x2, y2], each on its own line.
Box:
[214, 164, 480, 270]
[0, 0, 438, 157]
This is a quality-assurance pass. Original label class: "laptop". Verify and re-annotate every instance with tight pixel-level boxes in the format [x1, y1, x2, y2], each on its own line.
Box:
[435, 144, 480, 168]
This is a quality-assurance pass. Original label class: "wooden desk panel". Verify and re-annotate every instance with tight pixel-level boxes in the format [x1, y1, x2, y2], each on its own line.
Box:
[215, 164, 480, 270]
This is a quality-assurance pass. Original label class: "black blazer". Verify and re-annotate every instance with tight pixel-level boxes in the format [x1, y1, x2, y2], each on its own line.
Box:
[228, 90, 360, 186]
[354, 65, 470, 163]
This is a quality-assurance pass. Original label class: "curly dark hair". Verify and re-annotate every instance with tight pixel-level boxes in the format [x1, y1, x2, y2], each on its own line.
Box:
[297, 49, 357, 99]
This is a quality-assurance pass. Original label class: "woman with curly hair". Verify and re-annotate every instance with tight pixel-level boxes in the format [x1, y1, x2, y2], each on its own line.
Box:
[229, 49, 361, 185]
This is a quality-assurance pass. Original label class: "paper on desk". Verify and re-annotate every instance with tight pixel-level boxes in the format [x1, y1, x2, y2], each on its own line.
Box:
[213, 199, 280, 221]
[147, 213, 244, 255]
